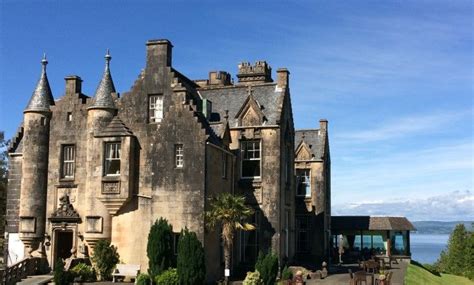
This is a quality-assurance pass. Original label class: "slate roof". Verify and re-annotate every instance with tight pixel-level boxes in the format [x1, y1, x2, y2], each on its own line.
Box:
[25, 57, 55, 112]
[198, 83, 285, 127]
[295, 129, 325, 160]
[89, 51, 117, 110]
[95, 116, 133, 137]
[332, 216, 416, 231]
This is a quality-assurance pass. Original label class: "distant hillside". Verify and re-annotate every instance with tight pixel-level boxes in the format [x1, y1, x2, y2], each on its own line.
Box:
[412, 221, 473, 234]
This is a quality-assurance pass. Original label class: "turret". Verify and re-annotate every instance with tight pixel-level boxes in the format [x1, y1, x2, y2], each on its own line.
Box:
[84, 50, 118, 250]
[19, 55, 54, 255]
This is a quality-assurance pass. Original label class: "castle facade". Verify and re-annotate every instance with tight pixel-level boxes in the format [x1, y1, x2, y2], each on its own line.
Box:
[5, 39, 330, 281]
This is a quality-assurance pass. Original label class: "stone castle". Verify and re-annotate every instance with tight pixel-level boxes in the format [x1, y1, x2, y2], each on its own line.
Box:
[5, 39, 330, 281]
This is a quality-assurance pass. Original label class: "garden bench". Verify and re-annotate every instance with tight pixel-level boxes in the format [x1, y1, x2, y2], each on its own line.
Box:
[112, 264, 140, 283]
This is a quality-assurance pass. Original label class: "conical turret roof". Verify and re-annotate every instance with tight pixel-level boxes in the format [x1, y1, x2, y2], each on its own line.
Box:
[89, 50, 117, 110]
[24, 54, 54, 113]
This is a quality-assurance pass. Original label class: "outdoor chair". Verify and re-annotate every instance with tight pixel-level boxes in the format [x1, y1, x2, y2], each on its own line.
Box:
[352, 271, 368, 285]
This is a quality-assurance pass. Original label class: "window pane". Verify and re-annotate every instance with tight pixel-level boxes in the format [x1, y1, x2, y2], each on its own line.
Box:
[241, 140, 261, 178]
[149, 95, 163, 123]
[104, 143, 121, 175]
[61, 145, 75, 178]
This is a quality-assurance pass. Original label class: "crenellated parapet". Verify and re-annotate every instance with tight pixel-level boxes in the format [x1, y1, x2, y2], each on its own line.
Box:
[237, 61, 273, 85]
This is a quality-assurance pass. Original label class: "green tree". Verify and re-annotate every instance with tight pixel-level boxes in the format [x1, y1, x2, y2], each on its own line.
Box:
[91, 239, 120, 280]
[435, 224, 468, 276]
[465, 226, 474, 279]
[205, 192, 255, 282]
[147, 218, 174, 278]
[255, 251, 279, 285]
[177, 228, 206, 285]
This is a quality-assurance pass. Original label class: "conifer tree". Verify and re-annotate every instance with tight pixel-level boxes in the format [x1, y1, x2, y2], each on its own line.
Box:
[147, 218, 174, 278]
[435, 224, 468, 276]
[177, 228, 206, 285]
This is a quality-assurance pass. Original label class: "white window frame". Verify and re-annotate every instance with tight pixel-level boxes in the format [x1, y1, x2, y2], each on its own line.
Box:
[175, 144, 184, 168]
[149, 94, 163, 123]
[240, 140, 261, 179]
[61, 145, 75, 179]
[104, 142, 121, 176]
[296, 169, 311, 197]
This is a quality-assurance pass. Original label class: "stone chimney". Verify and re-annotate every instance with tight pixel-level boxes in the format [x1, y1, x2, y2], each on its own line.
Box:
[276, 68, 289, 88]
[65, 75, 82, 95]
[209, 71, 231, 86]
[236, 61, 272, 85]
[146, 39, 173, 68]
[319, 119, 328, 131]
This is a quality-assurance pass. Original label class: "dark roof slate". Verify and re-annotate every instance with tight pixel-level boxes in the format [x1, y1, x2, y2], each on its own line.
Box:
[25, 58, 54, 112]
[89, 52, 116, 110]
[295, 129, 324, 160]
[95, 116, 133, 137]
[198, 84, 285, 127]
[331, 216, 416, 231]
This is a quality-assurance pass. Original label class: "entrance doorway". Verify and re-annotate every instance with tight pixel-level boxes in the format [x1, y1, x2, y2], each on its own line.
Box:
[55, 231, 73, 262]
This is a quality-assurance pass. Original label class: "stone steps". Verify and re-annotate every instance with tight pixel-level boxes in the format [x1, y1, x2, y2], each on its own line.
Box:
[17, 274, 53, 285]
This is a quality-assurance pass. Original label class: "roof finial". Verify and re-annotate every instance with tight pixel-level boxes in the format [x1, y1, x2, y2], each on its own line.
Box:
[41, 53, 48, 72]
[302, 132, 306, 140]
[224, 109, 229, 121]
[105, 49, 111, 67]
[247, 85, 253, 96]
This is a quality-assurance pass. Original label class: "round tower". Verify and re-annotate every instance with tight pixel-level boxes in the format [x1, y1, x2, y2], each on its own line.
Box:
[20, 55, 55, 255]
[84, 50, 117, 250]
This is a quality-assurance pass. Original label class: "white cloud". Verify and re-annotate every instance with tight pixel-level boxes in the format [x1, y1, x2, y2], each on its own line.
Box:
[335, 110, 472, 143]
[332, 190, 474, 221]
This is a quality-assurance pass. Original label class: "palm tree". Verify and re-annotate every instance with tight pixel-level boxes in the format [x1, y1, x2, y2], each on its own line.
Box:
[205, 192, 255, 283]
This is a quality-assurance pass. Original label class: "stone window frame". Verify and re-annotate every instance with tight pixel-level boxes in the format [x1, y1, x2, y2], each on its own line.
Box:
[175, 144, 184, 168]
[240, 139, 261, 179]
[60, 144, 76, 179]
[103, 142, 121, 176]
[296, 168, 311, 197]
[148, 94, 164, 123]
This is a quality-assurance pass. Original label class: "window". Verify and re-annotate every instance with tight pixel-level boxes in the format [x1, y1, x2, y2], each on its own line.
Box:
[241, 140, 261, 178]
[149, 95, 163, 123]
[61, 145, 75, 179]
[240, 210, 260, 262]
[296, 216, 311, 253]
[104, 142, 121, 176]
[66, 112, 72, 122]
[222, 152, 227, 179]
[296, 169, 311, 197]
[175, 144, 183, 168]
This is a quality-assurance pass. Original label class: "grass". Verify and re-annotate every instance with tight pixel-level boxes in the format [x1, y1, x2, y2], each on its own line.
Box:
[405, 260, 474, 285]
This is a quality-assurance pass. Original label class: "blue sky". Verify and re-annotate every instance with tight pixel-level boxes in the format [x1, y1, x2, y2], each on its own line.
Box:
[0, 0, 472, 221]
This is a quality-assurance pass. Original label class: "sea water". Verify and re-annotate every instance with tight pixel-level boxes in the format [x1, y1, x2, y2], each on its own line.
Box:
[410, 234, 449, 264]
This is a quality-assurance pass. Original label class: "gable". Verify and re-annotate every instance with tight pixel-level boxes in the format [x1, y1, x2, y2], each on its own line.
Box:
[235, 94, 266, 127]
[295, 142, 313, 160]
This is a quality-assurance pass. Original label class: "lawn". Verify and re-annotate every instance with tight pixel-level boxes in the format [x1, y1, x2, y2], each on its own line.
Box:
[405, 261, 474, 285]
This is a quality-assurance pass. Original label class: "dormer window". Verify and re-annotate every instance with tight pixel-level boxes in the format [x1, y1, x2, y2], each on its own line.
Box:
[149, 95, 163, 123]
[104, 142, 121, 176]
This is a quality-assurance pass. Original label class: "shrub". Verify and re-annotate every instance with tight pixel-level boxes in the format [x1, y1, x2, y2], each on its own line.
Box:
[53, 259, 74, 285]
[91, 239, 120, 280]
[136, 273, 152, 285]
[71, 262, 96, 282]
[243, 271, 263, 285]
[155, 268, 179, 285]
[255, 251, 279, 285]
[281, 266, 292, 280]
[177, 228, 206, 285]
[147, 218, 174, 277]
